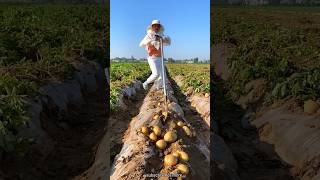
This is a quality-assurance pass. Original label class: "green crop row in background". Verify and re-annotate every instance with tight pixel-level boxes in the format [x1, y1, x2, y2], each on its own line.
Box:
[213, 6, 320, 103]
[166, 64, 210, 95]
[0, 5, 106, 153]
[110, 62, 150, 111]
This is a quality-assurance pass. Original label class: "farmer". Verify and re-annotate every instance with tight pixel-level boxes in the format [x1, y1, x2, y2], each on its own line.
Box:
[139, 20, 171, 90]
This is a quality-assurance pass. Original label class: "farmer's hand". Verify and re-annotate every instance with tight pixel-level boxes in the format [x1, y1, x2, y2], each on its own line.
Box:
[155, 34, 161, 41]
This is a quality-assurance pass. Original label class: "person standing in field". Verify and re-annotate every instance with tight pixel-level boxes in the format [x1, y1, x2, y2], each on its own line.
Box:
[139, 20, 171, 90]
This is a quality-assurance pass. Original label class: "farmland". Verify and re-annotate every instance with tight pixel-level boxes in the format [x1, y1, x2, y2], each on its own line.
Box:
[213, 6, 320, 103]
[110, 62, 149, 111]
[110, 63, 210, 111]
[212, 6, 320, 180]
[167, 64, 210, 95]
[0, 5, 106, 152]
[109, 62, 210, 179]
[0, 4, 108, 180]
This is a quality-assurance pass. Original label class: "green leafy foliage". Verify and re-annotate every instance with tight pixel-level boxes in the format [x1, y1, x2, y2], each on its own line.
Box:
[0, 5, 106, 153]
[166, 64, 210, 94]
[213, 7, 320, 103]
[110, 63, 150, 111]
[0, 75, 35, 152]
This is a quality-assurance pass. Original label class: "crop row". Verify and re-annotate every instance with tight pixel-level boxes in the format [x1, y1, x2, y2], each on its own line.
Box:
[0, 5, 106, 152]
[213, 7, 320, 103]
[110, 62, 150, 111]
[166, 64, 210, 95]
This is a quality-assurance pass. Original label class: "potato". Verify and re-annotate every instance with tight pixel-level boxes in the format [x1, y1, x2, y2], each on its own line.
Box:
[204, 93, 210, 98]
[304, 100, 319, 114]
[156, 139, 167, 150]
[169, 121, 177, 129]
[164, 154, 178, 166]
[157, 102, 161, 107]
[177, 164, 189, 175]
[172, 151, 180, 158]
[153, 114, 160, 120]
[177, 121, 185, 127]
[149, 132, 158, 141]
[182, 126, 192, 137]
[153, 126, 162, 136]
[164, 131, 177, 143]
[141, 126, 149, 135]
[162, 111, 168, 117]
[179, 151, 189, 161]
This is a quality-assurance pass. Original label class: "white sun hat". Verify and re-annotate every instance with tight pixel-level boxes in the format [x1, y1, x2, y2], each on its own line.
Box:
[147, 19, 165, 34]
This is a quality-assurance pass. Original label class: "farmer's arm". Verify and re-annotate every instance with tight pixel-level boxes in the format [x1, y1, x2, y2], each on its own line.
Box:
[139, 35, 152, 48]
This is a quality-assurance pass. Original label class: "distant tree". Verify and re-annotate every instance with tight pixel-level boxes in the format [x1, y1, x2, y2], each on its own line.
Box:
[168, 58, 174, 63]
[131, 55, 136, 61]
[193, 57, 199, 63]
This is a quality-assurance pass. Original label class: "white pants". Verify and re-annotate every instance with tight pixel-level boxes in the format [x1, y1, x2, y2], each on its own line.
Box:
[144, 57, 165, 87]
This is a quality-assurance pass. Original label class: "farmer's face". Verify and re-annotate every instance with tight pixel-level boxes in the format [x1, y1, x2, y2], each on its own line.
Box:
[152, 24, 161, 32]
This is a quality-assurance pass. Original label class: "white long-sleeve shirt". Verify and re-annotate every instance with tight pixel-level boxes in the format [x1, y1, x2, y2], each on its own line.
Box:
[139, 32, 171, 56]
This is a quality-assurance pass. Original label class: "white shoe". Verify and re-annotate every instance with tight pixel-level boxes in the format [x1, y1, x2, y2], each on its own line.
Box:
[143, 82, 148, 90]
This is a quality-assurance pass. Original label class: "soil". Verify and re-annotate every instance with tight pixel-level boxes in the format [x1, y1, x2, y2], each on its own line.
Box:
[0, 89, 108, 180]
[213, 43, 299, 180]
[109, 89, 147, 165]
[110, 77, 210, 179]
[169, 76, 210, 148]
[215, 75, 297, 180]
[211, 43, 235, 81]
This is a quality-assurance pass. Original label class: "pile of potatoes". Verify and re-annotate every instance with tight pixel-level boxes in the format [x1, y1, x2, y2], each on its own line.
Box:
[164, 150, 190, 175]
[152, 109, 171, 121]
[138, 119, 194, 176]
[139, 125, 177, 150]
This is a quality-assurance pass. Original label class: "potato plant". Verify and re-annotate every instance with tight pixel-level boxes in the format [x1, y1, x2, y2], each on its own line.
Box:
[214, 6, 320, 103]
[166, 64, 210, 94]
[110, 63, 150, 111]
[0, 5, 106, 152]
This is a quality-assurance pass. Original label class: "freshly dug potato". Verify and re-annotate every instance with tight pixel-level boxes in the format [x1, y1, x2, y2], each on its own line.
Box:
[204, 93, 210, 98]
[153, 126, 162, 136]
[164, 154, 178, 166]
[153, 114, 160, 120]
[149, 132, 158, 141]
[177, 164, 189, 175]
[172, 151, 180, 158]
[169, 121, 177, 129]
[177, 121, 185, 127]
[157, 102, 161, 107]
[156, 139, 167, 150]
[162, 111, 168, 117]
[164, 131, 177, 143]
[141, 126, 149, 135]
[179, 151, 189, 161]
[182, 126, 192, 137]
[304, 100, 320, 114]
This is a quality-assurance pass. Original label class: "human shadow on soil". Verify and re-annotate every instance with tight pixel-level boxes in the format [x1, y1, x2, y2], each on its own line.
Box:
[213, 74, 296, 180]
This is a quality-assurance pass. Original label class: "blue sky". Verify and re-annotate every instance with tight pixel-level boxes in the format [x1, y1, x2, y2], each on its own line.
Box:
[110, 0, 210, 60]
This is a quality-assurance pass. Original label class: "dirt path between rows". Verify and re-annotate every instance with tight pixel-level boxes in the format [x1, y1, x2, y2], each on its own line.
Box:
[109, 89, 147, 165]
[215, 73, 297, 180]
[109, 73, 210, 179]
[1, 89, 108, 180]
[168, 76, 210, 148]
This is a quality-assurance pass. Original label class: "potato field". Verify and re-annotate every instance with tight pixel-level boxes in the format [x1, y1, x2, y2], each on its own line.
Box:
[109, 62, 210, 179]
[0, 4, 108, 180]
[212, 6, 320, 180]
